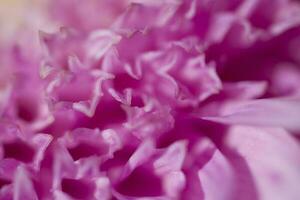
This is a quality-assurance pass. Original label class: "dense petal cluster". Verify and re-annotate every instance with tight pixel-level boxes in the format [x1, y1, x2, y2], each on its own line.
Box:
[1, 0, 300, 199]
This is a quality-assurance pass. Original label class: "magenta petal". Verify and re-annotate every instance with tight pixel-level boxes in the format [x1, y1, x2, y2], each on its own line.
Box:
[13, 166, 38, 200]
[154, 140, 187, 175]
[226, 126, 300, 200]
[203, 98, 300, 132]
[198, 149, 234, 200]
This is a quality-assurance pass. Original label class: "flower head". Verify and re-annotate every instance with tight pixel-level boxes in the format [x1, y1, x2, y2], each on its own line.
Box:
[1, 0, 300, 199]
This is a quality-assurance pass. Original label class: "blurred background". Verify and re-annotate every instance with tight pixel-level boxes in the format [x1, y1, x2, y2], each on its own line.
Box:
[0, 0, 51, 42]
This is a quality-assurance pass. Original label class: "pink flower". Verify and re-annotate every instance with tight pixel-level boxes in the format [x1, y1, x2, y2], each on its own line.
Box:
[1, 0, 300, 199]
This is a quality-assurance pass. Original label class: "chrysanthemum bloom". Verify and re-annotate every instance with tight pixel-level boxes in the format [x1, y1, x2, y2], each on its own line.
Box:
[1, 0, 300, 199]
